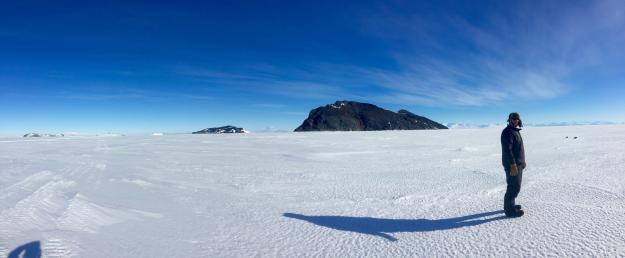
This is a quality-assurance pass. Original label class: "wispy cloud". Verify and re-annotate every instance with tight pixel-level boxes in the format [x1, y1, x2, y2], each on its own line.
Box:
[175, 64, 362, 101]
[352, 1, 625, 106]
[361, 59, 568, 106]
[172, 1, 625, 108]
[57, 88, 147, 101]
[253, 103, 286, 108]
[51, 87, 213, 101]
[280, 111, 306, 116]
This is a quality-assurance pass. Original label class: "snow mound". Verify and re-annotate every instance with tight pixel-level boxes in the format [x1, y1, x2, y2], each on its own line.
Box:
[0, 177, 161, 236]
[57, 193, 162, 233]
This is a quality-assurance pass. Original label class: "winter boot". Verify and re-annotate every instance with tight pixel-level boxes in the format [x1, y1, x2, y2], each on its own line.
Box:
[505, 209, 524, 218]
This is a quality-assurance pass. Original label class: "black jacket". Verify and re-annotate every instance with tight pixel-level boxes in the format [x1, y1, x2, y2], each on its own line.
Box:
[501, 125, 525, 169]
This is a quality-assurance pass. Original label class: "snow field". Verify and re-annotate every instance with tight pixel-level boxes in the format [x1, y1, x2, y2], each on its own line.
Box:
[1, 125, 625, 257]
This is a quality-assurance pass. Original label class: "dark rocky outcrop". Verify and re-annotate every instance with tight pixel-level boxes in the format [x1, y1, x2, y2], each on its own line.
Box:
[294, 101, 447, 132]
[193, 125, 248, 134]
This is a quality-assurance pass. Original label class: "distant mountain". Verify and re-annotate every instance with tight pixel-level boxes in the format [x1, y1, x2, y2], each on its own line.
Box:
[526, 121, 619, 127]
[256, 127, 291, 133]
[294, 101, 447, 132]
[443, 121, 622, 129]
[23, 133, 64, 138]
[193, 125, 248, 134]
[445, 123, 505, 129]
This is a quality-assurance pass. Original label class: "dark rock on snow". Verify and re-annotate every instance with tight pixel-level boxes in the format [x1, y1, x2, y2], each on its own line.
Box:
[193, 126, 248, 134]
[294, 101, 448, 132]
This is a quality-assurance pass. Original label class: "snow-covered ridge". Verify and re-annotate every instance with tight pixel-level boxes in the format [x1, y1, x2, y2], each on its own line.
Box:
[527, 121, 621, 126]
[445, 121, 623, 129]
[255, 127, 290, 133]
[22, 132, 125, 138]
[23, 133, 65, 138]
[445, 123, 504, 129]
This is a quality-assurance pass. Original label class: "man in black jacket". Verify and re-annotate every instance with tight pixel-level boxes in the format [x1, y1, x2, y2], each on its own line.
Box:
[501, 112, 526, 217]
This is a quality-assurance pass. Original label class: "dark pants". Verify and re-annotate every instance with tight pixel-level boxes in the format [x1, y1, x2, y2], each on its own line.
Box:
[504, 168, 523, 212]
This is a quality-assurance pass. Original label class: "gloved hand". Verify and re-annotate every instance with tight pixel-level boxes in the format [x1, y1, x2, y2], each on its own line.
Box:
[509, 164, 519, 176]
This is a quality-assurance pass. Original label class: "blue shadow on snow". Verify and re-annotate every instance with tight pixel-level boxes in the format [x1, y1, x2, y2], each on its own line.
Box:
[283, 210, 507, 241]
[8, 241, 41, 258]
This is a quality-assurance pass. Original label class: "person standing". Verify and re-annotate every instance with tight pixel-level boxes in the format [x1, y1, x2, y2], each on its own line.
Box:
[501, 112, 526, 217]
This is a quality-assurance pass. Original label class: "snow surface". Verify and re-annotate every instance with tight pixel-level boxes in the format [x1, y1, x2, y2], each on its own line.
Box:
[2, 125, 625, 257]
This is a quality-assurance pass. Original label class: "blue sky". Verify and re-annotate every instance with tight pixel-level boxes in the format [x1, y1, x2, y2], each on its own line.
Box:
[2, 0, 625, 134]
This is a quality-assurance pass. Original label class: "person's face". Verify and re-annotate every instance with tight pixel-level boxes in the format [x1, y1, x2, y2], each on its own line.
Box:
[511, 118, 520, 126]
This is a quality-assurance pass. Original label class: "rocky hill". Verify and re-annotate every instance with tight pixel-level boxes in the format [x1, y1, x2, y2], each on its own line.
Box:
[294, 101, 447, 131]
[193, 126, 248, 134]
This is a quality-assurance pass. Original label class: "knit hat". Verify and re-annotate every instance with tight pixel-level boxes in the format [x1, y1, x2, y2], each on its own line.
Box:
[508, 112, 522, 127]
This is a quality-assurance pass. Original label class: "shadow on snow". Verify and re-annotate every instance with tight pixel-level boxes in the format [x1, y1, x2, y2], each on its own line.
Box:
[8, 241, 41, 258]
[283, 210, 507, 241]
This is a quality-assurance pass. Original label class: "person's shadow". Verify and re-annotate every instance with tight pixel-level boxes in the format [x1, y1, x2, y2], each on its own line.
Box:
[8, 241, 41, 258]
[283, 210, 507, 241]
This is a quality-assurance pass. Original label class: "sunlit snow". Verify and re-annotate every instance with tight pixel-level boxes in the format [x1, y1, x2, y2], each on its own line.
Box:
[2, 125, 625, 257]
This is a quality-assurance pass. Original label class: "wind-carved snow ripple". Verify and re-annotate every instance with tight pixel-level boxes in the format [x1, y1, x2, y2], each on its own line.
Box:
[0, 242, 7, 258]
[0, 179, 76, 233]
[56, 193, 163, 233]
[0, 170, 56, 209]
[0, 174, 163, 237]
[43, 238, 80, 257]
[305, 151, 382, 161]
